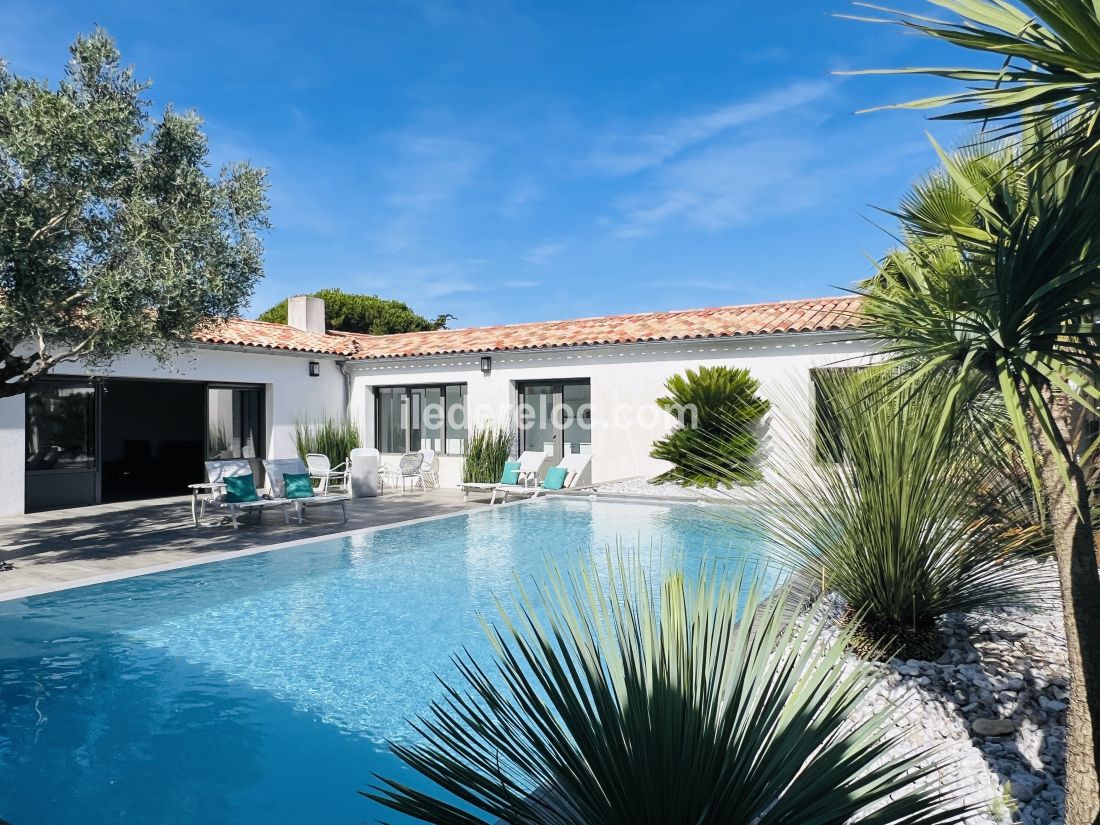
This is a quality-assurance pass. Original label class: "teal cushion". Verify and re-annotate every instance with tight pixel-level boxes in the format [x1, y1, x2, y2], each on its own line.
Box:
[283, 472, 314, 499]
[543, 467, 568, 490]
[499, 461, 521, 485]
[224, 474, 259, 503]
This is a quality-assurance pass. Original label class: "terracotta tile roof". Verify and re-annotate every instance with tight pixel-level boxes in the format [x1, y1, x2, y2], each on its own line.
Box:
[193, 318, 359, 356]
[344, 295, 864, 360]
[193, 296, 864, 359]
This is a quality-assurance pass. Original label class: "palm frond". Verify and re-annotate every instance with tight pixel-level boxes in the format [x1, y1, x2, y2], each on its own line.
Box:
[842, 0, 1100, 155]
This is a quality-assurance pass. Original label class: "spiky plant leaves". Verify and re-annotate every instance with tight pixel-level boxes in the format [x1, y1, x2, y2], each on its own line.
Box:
[367, 556, 977, 824]
[752, 370, 1043, 660]
[650, 365, 770, 488]
[463, 421, 515, 483]
[841, 0, 1100, 156]
[292, 415, 361, 464]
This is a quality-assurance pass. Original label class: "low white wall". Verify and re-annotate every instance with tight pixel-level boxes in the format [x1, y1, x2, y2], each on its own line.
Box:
[347, 331, 875, 487]
[0, 394, 25, 517]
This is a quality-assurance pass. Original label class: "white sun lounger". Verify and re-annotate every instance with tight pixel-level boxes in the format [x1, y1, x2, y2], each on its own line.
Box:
[492, 452, 592, 503]
[202, 459, 292, 529]
[263, 458, 350, 523]
[489, 450, 554, 504]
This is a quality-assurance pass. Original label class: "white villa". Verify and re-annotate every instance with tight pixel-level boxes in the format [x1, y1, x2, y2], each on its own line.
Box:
[0, 294, 870, 516]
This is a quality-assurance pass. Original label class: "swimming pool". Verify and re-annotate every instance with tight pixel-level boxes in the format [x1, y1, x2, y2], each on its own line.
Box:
[0, 497, 763, 824]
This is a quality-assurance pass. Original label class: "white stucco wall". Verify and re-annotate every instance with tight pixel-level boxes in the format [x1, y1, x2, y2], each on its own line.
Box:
[347, 331, 876, 489]
[0, 394, 25, 517]
[4, 345, 346, 516]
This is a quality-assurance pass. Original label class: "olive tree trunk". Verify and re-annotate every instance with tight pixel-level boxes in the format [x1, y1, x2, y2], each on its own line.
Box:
[1032, 394, 1100, 825]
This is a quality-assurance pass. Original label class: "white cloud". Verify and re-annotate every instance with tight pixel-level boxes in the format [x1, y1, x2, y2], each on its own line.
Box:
[614, 137, 820, 236]
[587, 80, 834, 176]
[523, 240, 564, 264]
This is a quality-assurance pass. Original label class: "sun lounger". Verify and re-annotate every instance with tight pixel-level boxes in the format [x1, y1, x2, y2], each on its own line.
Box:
[491, 452, 592, 503]
[489, 450, 554, 504]
[202, 459, 292, 529]
[263, 458, 350, 523]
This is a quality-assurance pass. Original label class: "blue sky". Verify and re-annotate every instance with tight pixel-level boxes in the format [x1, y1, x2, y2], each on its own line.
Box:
[2, 1, 971, 327]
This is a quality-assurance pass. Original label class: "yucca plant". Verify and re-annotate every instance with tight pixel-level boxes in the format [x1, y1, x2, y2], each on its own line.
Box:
[650, 365, 769, 488]
[292, 414, 361, 465]
[367, 555, 976, 825]
[844, 0, 1100, 156]
[462, 421, 514, 483]
[753, 370, 1040, 661]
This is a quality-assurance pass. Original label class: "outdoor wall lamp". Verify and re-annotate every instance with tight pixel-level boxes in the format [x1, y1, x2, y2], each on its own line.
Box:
[308, 361, 321, 377]
[480, 355, 492, 374]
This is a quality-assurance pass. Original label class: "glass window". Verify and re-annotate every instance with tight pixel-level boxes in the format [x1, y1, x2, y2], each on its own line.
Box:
[811, 368, 862, 463]
[207, 387, 263, 460]
[376, 384, 466, 454]
[25, 382, 96, 470]
[445, 384, 466, 454]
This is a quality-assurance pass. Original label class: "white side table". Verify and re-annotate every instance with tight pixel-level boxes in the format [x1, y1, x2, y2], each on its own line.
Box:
[188, 482, 226, 526]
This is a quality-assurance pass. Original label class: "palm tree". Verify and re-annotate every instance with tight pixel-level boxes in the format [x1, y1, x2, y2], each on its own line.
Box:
[858, 140, 1100, 824]
[368, 557, 976, 824]
[844, 0, 1100, 155]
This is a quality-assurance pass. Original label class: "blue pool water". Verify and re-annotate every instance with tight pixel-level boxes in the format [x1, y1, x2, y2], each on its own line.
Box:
[0, 498, 764, 824]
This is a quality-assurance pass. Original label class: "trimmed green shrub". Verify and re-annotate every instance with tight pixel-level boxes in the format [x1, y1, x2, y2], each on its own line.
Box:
[650, 366, 769, 487]
[462, 421, 513, 483]
[292, 415, 361, 465]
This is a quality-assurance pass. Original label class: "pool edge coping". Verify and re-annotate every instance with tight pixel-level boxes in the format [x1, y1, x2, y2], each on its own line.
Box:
[0, 498, 535, 603]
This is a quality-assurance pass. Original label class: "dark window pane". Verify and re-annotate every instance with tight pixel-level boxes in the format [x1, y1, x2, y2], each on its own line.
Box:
[562, 382, 591, 456]
[445, 384, 466, 454]
[207, 388, 263, 460]
[377, 387, 406, 453]
[25, 382, 96, 470]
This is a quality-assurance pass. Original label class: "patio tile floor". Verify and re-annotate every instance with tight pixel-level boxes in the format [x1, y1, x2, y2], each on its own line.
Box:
[0, 488, 491, 599]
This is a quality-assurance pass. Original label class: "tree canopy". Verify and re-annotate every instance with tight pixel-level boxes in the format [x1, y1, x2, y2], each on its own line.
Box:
[0, 28, 269, 398]
[256, 289, 452, 335]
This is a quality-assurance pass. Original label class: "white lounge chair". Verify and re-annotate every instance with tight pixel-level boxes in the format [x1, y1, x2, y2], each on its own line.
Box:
[305, 453, 349, 494]
[490, 450, 553, 504]
[202, 459, 292, 529]
[263, 458, 350, 523]
[492, 452, 592, 503]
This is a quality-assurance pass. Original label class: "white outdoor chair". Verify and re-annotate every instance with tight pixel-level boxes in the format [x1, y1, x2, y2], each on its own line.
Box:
[418, 448, 439, 489]
[263, 458, 349, 523]
[200, 459, 291, 529]
[305, 453, 349, 495]
[396, 451, 424, 493]
[490, 450, 553, 504]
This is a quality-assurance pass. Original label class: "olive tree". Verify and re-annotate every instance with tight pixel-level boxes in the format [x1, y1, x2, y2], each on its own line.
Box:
[0, 29, 269, 398]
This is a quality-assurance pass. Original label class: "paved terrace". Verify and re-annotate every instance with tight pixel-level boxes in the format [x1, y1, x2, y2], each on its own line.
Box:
[0, 489, 488, 599]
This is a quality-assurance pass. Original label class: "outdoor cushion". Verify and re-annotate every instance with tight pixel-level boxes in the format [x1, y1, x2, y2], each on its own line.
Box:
[283, 472, 314, 499]
[543, 467, 568, 490]
[499, 461, 521, 485]
[224, 473, 259, 503]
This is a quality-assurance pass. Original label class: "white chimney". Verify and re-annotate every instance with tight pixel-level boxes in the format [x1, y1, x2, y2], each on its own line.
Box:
[287, 295, 326, 334]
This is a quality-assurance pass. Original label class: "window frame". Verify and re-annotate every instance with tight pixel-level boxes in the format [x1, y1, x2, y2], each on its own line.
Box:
[374, 383, 467, 455]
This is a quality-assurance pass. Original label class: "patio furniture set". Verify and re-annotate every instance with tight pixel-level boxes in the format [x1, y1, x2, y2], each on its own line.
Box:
[190, 448, 441, 529]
